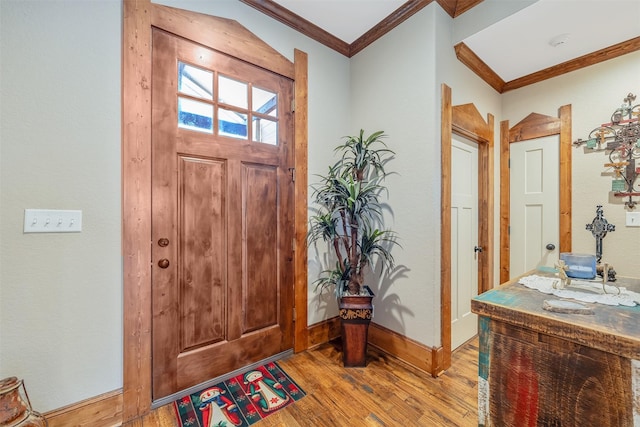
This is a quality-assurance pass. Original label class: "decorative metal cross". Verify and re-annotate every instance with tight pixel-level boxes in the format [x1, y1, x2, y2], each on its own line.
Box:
[585, 205, 615, 263]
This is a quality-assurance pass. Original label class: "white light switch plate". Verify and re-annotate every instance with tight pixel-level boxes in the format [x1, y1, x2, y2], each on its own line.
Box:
[626, 211, 640, 227]
[24, 209, 82, 233]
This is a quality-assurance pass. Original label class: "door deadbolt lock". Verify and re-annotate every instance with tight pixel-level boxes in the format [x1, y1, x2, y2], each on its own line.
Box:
[158, 238, 170, 247]
[158, 258, 170, 269]
[474, 246, 483, 253]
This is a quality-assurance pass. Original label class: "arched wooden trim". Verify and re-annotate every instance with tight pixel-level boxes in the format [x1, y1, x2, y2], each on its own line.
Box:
[440, 84, 494, 374]
[122, 0, 308, 420]
[499, 105, 572, 284]
[453, 103, 492, 143]
[151, 4, 295, 79]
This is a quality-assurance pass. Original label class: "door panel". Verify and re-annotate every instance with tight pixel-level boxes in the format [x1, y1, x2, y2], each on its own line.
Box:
[151, 29, 294, 399]
[179, 156, 226, 350]
[451, 135, 479, 350]
[243, 164, 279, 333]
[510, 136, 559, 277]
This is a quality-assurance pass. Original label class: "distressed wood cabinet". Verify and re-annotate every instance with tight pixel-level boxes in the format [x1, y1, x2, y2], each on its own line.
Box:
[471, 273, 640, 427]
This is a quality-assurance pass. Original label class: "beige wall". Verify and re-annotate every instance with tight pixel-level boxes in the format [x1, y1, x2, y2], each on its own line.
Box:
[347, 4, 503, 346]
[1, 0, 122, 412]
[1, 0, 638, 415]
[502, 51, 640, 277]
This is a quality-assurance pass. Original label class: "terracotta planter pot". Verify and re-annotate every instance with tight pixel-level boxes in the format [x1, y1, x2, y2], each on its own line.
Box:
[338, 287, 374, 367]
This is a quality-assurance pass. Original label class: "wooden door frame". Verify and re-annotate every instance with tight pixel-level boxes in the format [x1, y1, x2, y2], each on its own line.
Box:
[499, 106, 572, 284]
[440, 84, 494, 373]
[122, 0, 308, 420]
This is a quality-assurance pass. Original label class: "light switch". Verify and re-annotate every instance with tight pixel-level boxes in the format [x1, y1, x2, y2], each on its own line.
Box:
[626, 211, 640, 227]
[24, 209, 82, 233]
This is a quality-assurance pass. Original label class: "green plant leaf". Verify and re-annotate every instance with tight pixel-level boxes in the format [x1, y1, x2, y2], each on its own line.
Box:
[307, 130, 398, 296]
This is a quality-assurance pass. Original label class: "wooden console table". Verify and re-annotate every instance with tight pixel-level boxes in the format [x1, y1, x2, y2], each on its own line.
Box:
[471, 272, 640, 427]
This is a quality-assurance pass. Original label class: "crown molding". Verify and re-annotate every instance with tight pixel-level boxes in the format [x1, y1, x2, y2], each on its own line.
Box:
[458, 36, 640, 93]
[501, 36, 640, 92]
[241, 0, 481, 57]
[239, 0, 350, 56]
[241, 0, 437, 58]
[454, 42, 506, 92]
[350, 0, 434, 57]
[453, 0, 483, 16]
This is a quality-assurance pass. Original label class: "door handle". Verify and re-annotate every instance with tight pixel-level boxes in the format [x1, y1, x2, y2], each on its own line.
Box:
[474, 246, 483, 253]
[157, 239, 170, 269]
[546, 243, 556, 251]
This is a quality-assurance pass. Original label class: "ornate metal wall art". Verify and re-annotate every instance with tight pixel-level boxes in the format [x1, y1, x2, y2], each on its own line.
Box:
[573, 93, 640, 208]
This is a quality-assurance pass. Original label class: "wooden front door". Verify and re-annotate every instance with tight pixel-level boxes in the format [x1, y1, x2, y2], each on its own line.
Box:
[151, 28, 295, 400]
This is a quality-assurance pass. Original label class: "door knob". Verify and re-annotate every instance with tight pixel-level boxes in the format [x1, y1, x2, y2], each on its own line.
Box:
[546, 243, 556, 251]
[158, 258, 170, 268]
[474, 246, 483, 253]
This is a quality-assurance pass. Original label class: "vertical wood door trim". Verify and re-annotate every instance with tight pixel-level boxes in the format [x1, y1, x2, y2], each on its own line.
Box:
[293, 49, 309, 352]
[499, 121, 510, 283]
[499, 106, 572, 284]
[122, 0, 308, 419]
[122, 0, 152, 420]
[440, 85, 453, 374]
[440, 84, 494, 374]
[558, 105, 572, 254]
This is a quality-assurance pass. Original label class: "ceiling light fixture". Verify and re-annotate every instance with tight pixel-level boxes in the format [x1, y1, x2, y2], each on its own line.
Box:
[549, 33, 570, 47]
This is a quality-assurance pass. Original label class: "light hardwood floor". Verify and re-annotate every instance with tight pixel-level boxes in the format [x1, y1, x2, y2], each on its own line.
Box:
[124, 337, 479, 426]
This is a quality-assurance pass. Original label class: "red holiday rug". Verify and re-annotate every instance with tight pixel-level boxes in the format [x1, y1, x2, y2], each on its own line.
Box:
[173, 361, 306, 426]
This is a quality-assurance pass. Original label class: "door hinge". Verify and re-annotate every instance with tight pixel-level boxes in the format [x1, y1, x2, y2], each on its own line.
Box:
[291, 99, 295, 112]
[292, 237, 296, 252]
[293, 307, 296, 321]
[508, 225, 511, 235]
[508, 158, 511, 168]
[288, 167, 296, 182]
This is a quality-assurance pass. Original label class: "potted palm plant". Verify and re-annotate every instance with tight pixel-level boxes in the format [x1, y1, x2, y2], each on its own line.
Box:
[308, 129, 398, 367]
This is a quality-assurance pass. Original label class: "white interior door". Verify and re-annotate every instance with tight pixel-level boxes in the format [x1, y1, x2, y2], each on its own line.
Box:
[451, 135, 479, 350]
[510, 135, 559, 278]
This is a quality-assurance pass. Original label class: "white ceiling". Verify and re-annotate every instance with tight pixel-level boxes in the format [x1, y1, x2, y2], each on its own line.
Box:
[271, 0, 640, 82]
[274, 0, 406, 45]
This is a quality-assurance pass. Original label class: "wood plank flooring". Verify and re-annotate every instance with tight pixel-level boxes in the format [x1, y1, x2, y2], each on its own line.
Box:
[124, 337, 479, 426]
